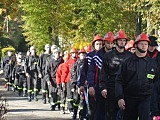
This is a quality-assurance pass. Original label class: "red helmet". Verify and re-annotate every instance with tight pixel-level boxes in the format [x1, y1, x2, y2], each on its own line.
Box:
[84, 44, 92, 53]
[125, 40, 135, 50]
[134, 33, 151, 45]
[70, 48, 78, 53]
[104, 32, 114, 42]
[114, 29, 127, 41]
[78, 48, 86, 54]
[92, 34, 103, 47]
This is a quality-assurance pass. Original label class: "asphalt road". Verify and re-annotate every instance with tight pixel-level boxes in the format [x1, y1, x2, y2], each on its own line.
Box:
[0, 78, 71, 120]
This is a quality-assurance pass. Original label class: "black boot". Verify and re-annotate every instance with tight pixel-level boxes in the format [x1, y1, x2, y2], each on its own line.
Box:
[72, 106, 78, 120]
[42, 93, 46, 104]
[51, 105, 56, 111]
[18, 90, 22, 97]
[58, 103, 60, 110]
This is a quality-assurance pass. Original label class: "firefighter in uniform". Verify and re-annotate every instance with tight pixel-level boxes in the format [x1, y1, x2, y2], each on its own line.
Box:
[25, 46, 39, 102]
[88, 32, 114, 120]
[70, 48, 87, 120]
[1, 50, 15, 91]
[37, 44, 51, 104]
[115, 33, 158, 120]
[100, 30, 133, 120]
[45, 47, 63, 110]
[12, 52, 27, 96]
[78, 34, 103, 120]
[56, 53, 70, 114]
[61, 48, 78, 118]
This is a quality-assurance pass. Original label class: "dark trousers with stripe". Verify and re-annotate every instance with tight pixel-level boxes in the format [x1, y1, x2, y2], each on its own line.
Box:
[48, 83, 59, 107]
[66, 81, 74, 111]
[27, 71, 38, 97]
[41, 72, 48, 100]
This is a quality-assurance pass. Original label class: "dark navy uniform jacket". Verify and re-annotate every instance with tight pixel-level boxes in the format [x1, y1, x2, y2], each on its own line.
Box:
[115, 54, 158, 101]
[77, 50, 96, 87]
[87, 47, 106, 88]
[100, 48, 132, 90]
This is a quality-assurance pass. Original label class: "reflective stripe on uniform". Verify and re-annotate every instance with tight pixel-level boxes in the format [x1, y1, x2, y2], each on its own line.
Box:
[28, 90, 32, 93]
[34, 88, 38, 92]
[50, 101, 59, 105]
[42, 89, 48, 93]
[67, 99, 73, 102]
[73, 103, 79, 107]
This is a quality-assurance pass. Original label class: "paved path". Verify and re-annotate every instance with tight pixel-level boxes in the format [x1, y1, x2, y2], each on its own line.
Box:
[0, 78, 71, 120]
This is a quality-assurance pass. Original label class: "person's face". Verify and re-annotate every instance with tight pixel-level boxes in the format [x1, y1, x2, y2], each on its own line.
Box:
[45, 47, 51, 53]
[94, 41, 103, 51]
[116, 39, 127, 48]
[79, 53, 86, 60]
[137, 41, 149, 52]
[31, 49, 36, 55]
[104, 41, 114, 50]
[148, 46, 157, 52]
[8, 51, 12, 56]
[54, 52, 60, 59]
[71, 52, 77, 59]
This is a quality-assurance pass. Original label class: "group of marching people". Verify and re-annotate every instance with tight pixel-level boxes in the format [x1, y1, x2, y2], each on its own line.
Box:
[1, 29, 160, 120]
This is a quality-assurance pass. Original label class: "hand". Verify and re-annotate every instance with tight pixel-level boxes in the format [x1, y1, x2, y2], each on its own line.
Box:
[101, 89, 107, 98]
[62, 82, 65, 88]
[153, 116, 156, 120]
[38, 73, 42, 78]
[71, 88, 75, 92]
[118, 99, 125, 110]
[78, 86, 84, 94]
[26, 73, 30, 77]
[47, 81, 51, 85]
[88, 87, 95, 96]
[0, 70, 4, 74]
[12, 78, 14, 80]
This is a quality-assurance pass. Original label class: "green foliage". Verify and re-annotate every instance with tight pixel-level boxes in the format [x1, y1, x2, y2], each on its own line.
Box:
[1, 0, 159, 53]
[1, 46, 15, 58]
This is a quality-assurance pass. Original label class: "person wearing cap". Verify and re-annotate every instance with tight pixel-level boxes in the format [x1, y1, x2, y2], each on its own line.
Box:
[25, 46, 39, 102]
[56, 53, 70, 114]
[61, 47, 78, 117]
[115, 33, 158, 120]
[77, 34, 103, 120]
[70, 48, 87, 119]
[45, 47, 63, 111]
[87, 32, 114, 120]
[12, 52, 27, 97]
[147, 36, 160, 59]
[100, 30, 133, 120]
[37, 44, 51, 104]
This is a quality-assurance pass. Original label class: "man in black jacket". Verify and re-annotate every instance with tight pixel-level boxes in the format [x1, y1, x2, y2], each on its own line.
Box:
[25, 46, 39, 102]
[37, 44, 51, 104]
[45, 47, 63, 110]
[115, 33, 158, 120]
[100, 30, 132, 120]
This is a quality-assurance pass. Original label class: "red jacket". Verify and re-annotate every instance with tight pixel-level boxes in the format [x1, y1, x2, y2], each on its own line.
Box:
[61, 58, 77, 83]
[56, 63, 63, 85]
